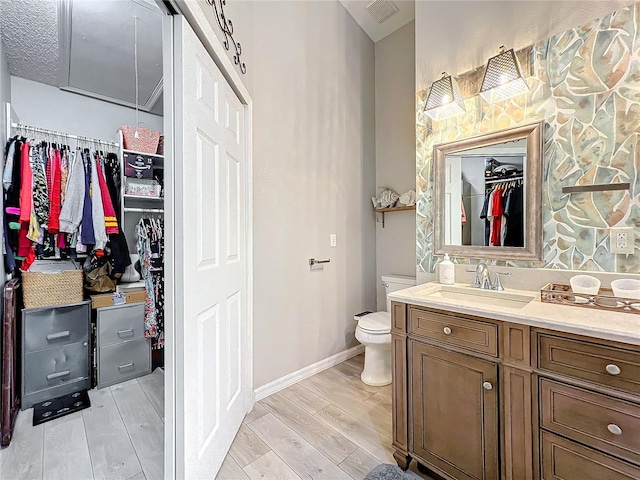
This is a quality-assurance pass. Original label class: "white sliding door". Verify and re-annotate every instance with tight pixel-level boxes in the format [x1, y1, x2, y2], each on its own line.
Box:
[172, 16, 250, 479]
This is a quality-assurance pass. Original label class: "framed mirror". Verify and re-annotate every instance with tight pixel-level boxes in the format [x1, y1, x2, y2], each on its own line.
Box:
[433, 121, 544, 262]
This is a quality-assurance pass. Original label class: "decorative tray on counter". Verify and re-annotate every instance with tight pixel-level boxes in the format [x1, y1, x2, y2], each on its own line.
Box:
[541, 283, 640, 315]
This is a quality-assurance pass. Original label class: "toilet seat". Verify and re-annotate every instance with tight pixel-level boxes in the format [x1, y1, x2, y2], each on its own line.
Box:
[356, 311, 391, 334]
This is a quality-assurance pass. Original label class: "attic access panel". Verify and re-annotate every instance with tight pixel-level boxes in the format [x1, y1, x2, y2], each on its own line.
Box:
[60, 0, 163, 113]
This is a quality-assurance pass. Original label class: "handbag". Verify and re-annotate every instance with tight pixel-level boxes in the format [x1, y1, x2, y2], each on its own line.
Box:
[84, 257, 116, 293]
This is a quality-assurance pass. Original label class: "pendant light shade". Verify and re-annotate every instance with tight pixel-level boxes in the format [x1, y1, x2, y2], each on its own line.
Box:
[479, 47, 529, 103]
[423, 73, 466, 121]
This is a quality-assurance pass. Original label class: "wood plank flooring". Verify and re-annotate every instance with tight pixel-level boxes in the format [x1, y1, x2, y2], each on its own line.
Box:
[1, 355, 432, 480]
[219, 354, 433, 480]
[0, 368, 165, 480]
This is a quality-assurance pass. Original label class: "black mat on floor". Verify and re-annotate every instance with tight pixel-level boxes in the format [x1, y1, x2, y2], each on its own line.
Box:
[32, 390, 91, 426]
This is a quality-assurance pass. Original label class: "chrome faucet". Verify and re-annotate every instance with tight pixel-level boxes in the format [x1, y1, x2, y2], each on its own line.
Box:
[467, 262, 510, 290]
[476, 262, 492, 290]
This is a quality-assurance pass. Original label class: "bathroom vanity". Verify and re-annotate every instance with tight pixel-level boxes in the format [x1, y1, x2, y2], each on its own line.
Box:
[389, 283, 640, 480]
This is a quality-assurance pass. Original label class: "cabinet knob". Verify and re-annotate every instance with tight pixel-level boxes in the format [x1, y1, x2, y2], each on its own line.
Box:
[83, 342, 88, 347]
[607, 424, 623, 435]
[443, 327, 452, 335]
[606, 364, 621, 375]
[482, 381, 493, 391]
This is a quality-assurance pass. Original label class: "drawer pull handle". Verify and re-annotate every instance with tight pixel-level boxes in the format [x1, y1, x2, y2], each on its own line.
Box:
[47, 370, 70, 381]
[606, 364, 621, 375]
[118, 362, 135, 371]
[46, 331, 70, 341]
[607, 424, 623, 435]
[482, 381, 493, 391]
[443, 327, 452, 335]
[117, 329, 135, 338]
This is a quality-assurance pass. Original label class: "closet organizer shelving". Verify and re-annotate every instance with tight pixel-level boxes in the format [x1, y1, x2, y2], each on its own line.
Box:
[118, 129, 165, 369]
[118, 129, 164, 252]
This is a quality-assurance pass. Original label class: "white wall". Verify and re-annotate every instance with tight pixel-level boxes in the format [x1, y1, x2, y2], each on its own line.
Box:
[375, 21, 416, 310]
[10, 77, 163, 142]
[416, 0, 633, 91]
[195, 0, 377, 389]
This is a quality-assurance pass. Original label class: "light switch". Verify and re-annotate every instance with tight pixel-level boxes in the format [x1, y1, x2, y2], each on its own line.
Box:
[330, 234, 337, 247]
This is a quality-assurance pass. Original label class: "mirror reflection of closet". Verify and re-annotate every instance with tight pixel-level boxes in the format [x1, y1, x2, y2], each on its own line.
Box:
[0, 1, 167, 477]
[445, 139, 526, 248]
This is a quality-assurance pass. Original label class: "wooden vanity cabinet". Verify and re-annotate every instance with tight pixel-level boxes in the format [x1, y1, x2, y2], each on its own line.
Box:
[410, 341, 499, 480]
[392, 301, 640, 480]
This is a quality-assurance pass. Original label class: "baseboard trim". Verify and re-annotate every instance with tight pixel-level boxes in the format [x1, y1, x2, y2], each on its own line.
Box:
[254, 345, 364, 401]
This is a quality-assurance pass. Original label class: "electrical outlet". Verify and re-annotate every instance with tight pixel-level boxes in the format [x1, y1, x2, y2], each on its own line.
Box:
[330, 234, 337, 247]
[611, 227, 635, 254]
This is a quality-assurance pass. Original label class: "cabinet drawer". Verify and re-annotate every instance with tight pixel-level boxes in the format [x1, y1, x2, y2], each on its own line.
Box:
[537, 334, 640, 396]
[98, 303, 145, 346]
[541, 431, 640, 480]
[540, 379, 640, 465]
[99, 339, 150, 385]
[409, 308, 498, 357]
[23, 302, 89, 353]
[23, 342, 89, 395]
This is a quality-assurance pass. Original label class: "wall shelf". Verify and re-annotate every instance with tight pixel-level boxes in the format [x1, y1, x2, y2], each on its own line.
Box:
[374, 205, 416, 228]
[124, 194, 164, 201]
[123, 148, 164, 159]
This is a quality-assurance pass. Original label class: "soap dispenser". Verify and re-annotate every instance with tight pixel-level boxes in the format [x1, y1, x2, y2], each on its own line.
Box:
[439, 254, 455, 285]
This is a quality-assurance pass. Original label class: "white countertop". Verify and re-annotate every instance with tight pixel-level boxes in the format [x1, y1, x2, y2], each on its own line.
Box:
[388, 282, 640, 346]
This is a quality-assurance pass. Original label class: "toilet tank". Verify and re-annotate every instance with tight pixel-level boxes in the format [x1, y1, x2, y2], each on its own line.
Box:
[382, 275, 416, 312]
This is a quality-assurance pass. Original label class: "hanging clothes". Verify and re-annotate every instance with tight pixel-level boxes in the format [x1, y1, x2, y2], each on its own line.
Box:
[103, 153, 131, 275]
[136, 217, 158, 339]
[480, 180, 524, 247]
[59, 149, 86, 233]
[3, 130, 125, 272]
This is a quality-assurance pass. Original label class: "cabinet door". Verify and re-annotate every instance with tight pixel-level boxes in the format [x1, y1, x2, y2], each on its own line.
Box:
[411, 341, 499, 480]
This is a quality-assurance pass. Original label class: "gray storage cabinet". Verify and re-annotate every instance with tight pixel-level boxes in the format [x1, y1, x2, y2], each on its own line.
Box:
[96, 302, 150, 389]
[21, 301, 91, 409]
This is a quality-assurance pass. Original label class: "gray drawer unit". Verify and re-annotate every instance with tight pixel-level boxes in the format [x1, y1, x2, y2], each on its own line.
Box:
[23, 342, 89, 394]
[98, 303, 145, 346]
[96, 302, 151, 389]
[23, 303, 89, 354]
[98, 339, 151, 386]
[21, 301, 91, 410]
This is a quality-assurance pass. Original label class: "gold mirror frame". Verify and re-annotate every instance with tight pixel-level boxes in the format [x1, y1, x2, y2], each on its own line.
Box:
[433, 121, 544, 263]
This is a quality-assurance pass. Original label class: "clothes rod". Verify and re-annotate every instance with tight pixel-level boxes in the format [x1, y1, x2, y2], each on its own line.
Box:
[124, 207, 164, 213]
[11, 123, 119, 147]
[485, 176, 523, 184]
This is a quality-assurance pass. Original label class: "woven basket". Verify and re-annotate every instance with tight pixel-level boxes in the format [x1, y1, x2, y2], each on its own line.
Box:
[22, 269, 84, 308]
[119, 125, 161, 154]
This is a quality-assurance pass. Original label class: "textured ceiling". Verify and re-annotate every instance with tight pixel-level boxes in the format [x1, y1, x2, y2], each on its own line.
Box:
[0, 0, 59, 86]
[0, 0, 163, 113]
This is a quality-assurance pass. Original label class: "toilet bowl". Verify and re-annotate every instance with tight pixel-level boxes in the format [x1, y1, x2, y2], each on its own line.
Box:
[355, 275, 416, 386]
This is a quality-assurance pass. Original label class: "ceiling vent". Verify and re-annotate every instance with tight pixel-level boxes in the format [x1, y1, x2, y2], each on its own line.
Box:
[366, 0, 399, 24]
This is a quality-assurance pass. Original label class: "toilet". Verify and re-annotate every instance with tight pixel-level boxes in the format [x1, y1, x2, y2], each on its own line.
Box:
[355, 274, 416, 386]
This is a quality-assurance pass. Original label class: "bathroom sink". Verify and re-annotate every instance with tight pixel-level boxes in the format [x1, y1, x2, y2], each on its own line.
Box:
[421, 285, 535, 309]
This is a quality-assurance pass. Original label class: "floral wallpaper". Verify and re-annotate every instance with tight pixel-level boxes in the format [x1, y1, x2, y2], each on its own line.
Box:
[417, 3, 640, 274]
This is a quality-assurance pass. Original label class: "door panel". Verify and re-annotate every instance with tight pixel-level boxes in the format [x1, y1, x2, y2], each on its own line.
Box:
[411, 341, 499, 480]
[174, 17, 248, 479]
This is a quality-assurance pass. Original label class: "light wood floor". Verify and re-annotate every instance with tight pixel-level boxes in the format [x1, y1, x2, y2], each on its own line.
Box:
[1, 355, 431, 480]
[218, 354, 432, 480]
[0, 368, 164, 480]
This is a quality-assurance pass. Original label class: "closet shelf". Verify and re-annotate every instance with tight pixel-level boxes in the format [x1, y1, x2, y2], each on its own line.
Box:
[124, 194, 164, 201]
[374, 205, 416, 228]
[123, 148, 164, 159]
[124, 207, 164, 214]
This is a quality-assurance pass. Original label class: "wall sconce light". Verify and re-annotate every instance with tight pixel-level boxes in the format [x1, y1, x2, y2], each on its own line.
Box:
[423, 72, 466, 121]
[479, 46, 529, 103]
